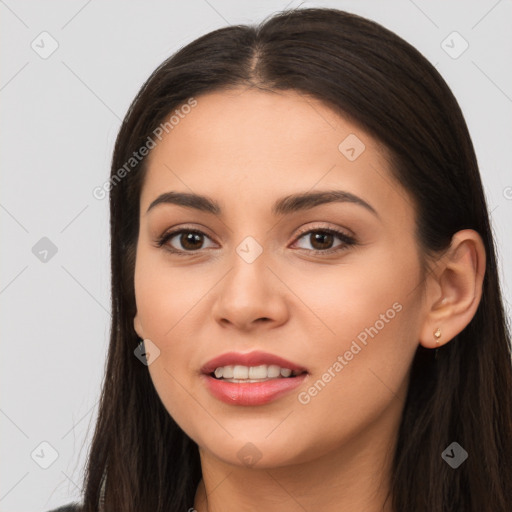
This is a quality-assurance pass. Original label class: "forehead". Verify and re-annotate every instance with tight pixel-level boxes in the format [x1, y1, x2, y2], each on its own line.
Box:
[146, 88, 380, 169]
[140, 88, 408, 221]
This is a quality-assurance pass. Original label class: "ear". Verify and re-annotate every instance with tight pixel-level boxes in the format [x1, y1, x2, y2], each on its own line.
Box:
[133, 312, 144, 339]
[419, 229, 486, 349]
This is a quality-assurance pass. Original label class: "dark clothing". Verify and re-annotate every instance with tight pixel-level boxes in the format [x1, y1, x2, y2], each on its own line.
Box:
[47, 504, 81, 512]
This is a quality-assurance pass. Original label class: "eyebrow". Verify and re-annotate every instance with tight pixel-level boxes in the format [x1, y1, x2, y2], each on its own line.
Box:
[146, 190, 379, 218]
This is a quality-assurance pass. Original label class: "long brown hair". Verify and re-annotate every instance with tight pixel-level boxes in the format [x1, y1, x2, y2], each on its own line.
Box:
[78, 8, 512, 511]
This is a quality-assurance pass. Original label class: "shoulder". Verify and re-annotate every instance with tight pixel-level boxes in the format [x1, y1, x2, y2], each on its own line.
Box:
[46, 504, 82, 512]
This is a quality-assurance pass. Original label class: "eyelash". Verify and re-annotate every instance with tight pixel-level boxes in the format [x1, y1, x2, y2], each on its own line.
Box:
[156, 225, 357, 257]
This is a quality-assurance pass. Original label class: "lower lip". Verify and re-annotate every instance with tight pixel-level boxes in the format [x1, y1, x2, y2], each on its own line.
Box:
[202, 373, 308, 406]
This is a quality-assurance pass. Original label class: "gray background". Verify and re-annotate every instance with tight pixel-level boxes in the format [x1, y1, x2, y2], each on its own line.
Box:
[1, 1, 511, 510]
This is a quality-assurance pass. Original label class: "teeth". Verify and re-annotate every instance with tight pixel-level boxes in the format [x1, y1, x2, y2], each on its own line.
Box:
[212, 364, 301, 381]
[233, 365, 249, 379]
[222, 365, 234, 379]
[249, 365, 267, 379]
[267, 365, 281, 378]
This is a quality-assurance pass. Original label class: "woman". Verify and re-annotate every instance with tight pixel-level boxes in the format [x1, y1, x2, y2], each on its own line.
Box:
[50, 7, 512, 512]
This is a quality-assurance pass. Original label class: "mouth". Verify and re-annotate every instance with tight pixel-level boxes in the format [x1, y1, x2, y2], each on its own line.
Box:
[200, 351, 309, 406]
[212, 363, 307, 381]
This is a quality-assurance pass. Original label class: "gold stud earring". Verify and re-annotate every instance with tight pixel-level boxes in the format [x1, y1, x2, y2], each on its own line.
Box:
[434, 327, 441, 361]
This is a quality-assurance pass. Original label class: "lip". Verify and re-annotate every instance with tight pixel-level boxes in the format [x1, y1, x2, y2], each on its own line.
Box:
[202, 373, 308, 406]
[200, 351, 309, 406]
[201, 350, 308, 375]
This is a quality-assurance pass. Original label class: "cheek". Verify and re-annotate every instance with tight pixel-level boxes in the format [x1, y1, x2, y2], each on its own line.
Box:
[133, 248, 214, 433]
[134, 247, 206, 341]
[285, 249, 423, 408]
[292, 262, 423, 424]
[281, 248, 421, 352]
[134, 279, 201, 438]
[293, 301, 421, 462]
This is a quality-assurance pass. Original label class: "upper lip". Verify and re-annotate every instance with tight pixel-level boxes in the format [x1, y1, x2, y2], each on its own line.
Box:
[201, 350, 308, 375]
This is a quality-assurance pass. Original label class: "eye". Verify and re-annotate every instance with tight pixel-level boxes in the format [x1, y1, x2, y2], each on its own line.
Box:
[156, 228, 217, 255]
[156, 225, 356, 256]
[291, 227, 356, 254]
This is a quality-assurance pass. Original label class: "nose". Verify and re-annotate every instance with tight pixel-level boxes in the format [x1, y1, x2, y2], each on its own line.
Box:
[211, 247, 289, 332]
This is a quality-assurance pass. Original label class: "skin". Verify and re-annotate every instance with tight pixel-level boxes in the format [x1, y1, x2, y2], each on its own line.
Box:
[133, 88, 486, 512]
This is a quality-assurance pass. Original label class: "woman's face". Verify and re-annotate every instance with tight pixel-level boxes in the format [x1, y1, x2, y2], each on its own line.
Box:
[133, 88, 428, 468]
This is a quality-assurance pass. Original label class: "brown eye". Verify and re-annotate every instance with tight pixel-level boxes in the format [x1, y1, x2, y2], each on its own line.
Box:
[308, 232, 335, 250]
[157, 229, 216, 254]
[179, 232, 205, 250]
[292, 227, 356, 254]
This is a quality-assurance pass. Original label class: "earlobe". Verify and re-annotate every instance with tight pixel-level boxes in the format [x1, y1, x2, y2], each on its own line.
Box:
[133, 314, 144, 339]
[418, 229, 486, 349]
